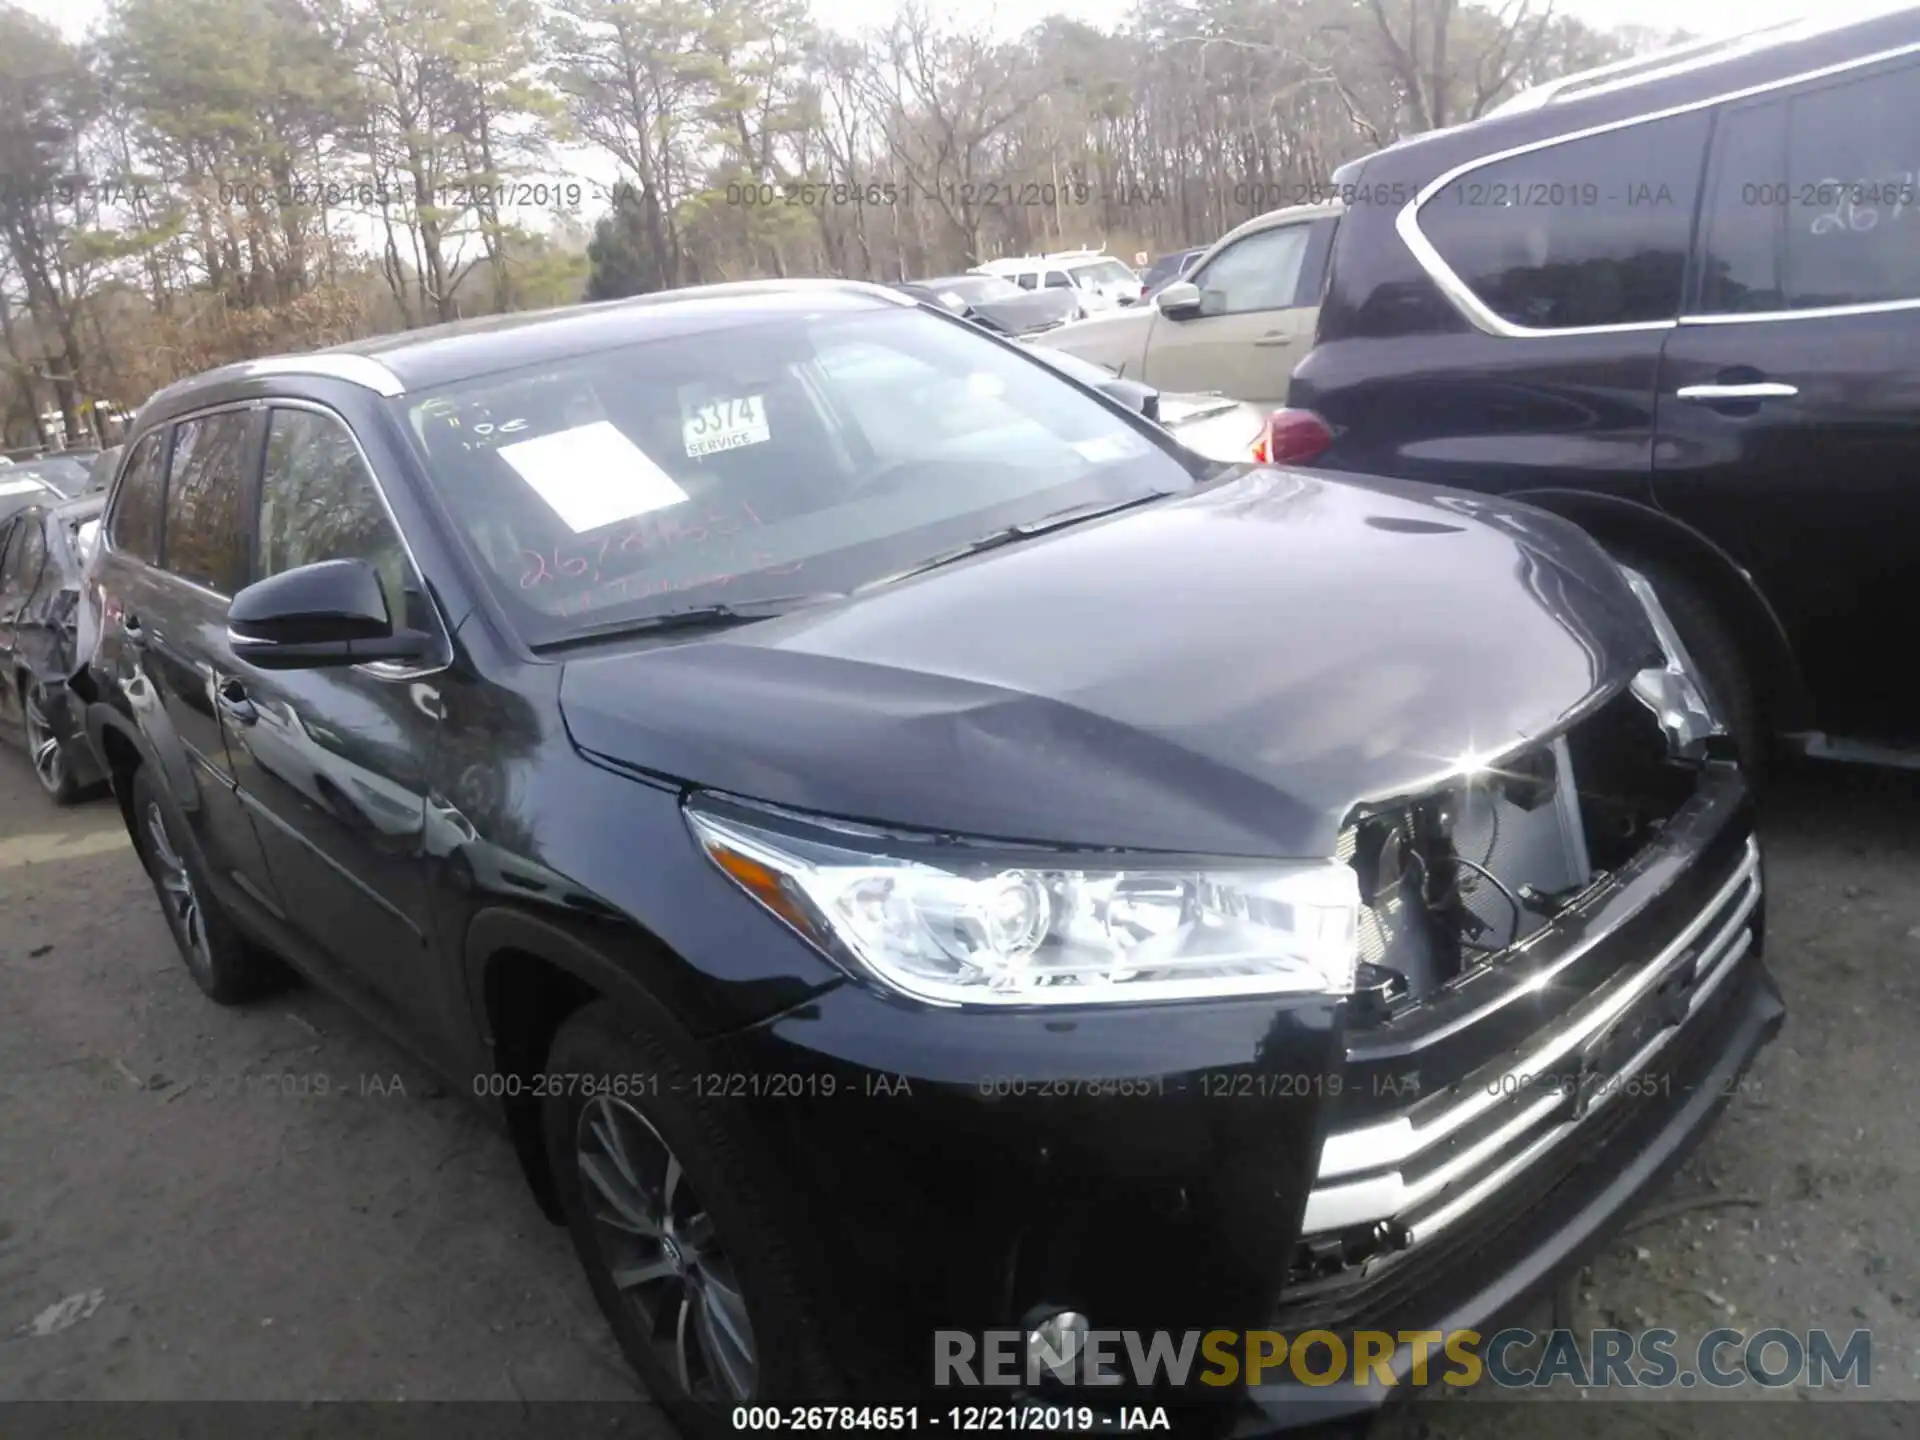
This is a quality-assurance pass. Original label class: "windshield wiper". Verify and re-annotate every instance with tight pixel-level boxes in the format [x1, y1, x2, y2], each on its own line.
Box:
[858, 491, 1174, 591]
[532, 592, 838, 651]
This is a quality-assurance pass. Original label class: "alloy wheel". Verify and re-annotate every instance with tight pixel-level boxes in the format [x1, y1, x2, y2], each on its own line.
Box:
[576, 1095, 758, 1404]
[145, 801, 211, 979]
[23, 686, 64, 796]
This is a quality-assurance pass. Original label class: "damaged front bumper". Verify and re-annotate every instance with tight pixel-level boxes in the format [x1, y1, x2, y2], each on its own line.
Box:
[714, 749, 1778, 1421]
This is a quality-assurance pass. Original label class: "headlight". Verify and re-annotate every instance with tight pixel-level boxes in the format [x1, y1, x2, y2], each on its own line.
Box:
[1617, 564, 1723, 758]
[686, 800, 1360, 1007]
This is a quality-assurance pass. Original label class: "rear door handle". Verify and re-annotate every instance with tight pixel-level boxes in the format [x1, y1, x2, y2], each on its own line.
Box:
[216, 679, 258, 726]
[1676, 382, 1798, 402]
[122, 614, 146, 647]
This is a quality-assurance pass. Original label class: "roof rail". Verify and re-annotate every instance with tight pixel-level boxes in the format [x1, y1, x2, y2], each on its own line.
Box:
[977, 248, 1114, 268]
[146, 353, 408, 405]
[1485, 17, 1809, 115]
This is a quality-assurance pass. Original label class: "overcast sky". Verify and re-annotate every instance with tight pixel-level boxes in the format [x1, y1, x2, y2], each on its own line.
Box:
[14, 0, 1885, 251]
[13, 0, 1859, 46]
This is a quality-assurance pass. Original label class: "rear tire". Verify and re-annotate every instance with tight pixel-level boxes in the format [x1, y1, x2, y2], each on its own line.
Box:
[1617, 553, 1766, 784]
[128, 766, 288, 1004]
[21, 679, 81, 805]
[542, 1000, 840, 1436]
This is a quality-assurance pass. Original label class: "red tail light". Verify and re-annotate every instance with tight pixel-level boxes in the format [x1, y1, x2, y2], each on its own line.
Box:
[1252, 408, 1334, 465]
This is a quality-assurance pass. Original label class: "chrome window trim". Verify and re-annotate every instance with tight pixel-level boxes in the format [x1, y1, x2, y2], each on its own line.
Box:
[1397, 38, 1920, 340]
[1680, 295, 1920, 326]
[258, 397, 454, 682]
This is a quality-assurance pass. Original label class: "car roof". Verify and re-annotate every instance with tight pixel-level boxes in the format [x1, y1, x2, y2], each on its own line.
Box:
[1213, 200, 1344, 248]
[1488, 6, 1913, 117]
[136, 279, 918, 425]
[0, 474, 55, 501]
[1348, 7, 1920, 175]
[9, 452, 94, 471]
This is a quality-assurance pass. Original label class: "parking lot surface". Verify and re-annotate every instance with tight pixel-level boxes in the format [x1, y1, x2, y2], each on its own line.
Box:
[2, 749, 1915, 1427]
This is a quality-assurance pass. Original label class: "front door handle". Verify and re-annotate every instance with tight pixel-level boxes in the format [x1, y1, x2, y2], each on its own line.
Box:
[216, 679, 258, 726]
[1252, 331, 1295, 347]
[122, 614, 147, 648]
[1676, 382, 1798, 403]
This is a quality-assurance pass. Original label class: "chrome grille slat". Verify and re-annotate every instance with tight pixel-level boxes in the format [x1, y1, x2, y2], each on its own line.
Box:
[1300, 836, 1759, 1239]
[1409, 926, 1753, 1246]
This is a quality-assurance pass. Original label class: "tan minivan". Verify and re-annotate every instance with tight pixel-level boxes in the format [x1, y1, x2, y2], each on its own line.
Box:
[1035, 201, 1341, 409]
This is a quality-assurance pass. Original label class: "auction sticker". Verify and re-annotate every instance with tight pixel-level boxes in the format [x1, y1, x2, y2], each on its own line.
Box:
[683, 395, 771, 458]
[498, 421, 690, 533]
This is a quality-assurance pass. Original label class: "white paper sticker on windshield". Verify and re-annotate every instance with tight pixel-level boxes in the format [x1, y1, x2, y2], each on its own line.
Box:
[0, 477, 47, 498]
[1073, 433, 1148, 464]
[682, 395, 770, 458]
[498, 421, 689, 534]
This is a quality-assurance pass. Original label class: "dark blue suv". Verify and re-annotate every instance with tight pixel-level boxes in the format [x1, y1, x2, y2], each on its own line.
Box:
[83, 279, 1777, 1436]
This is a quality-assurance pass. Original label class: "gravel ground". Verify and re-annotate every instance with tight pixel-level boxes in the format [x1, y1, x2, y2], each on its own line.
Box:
[1, 747, 1914, 1432]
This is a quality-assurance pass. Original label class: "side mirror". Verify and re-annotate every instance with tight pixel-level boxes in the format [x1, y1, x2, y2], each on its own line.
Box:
[228, 558, 434, 671]
[1155, 281, 1202, 318]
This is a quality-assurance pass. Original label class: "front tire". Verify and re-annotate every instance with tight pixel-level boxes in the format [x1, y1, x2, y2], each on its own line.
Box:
[542, 1000, 838, 1436]
[128, 766, 286, 1004]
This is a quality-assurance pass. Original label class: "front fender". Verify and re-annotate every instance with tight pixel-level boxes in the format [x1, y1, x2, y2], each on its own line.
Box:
[1511, 487, 1812, 735]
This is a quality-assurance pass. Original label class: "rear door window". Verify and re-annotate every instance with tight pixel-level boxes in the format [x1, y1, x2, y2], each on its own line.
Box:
[105, 430, 168, 564]
[0, 517, 43, 613]
[1417, 109, 1711, 330]
[163, 409, 256, 593]
[1697, 60, 1920, 315]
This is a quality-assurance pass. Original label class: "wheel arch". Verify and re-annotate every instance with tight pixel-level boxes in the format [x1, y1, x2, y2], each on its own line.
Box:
[463, 907, 704, 1225]
[1511, 488, 1813, 736]
[87, 704, 152, 839]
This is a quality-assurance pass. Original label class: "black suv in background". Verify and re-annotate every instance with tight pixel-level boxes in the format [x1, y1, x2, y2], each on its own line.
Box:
[85, 282, 1777, 1436]
[1284, 9, 1920, 766]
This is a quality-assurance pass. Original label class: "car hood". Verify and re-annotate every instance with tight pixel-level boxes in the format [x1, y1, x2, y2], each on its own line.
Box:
[1044, 305, 1150, 342]
[972, 290, 1081, 331]
[1158, 394, 1266, 463]
[558, 469, 1659, 858]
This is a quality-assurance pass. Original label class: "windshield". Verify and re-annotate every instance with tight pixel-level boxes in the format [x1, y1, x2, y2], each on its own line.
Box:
[11, 455, 96, 497]
[399, 303, 1203, 646]
[1069, 260, 1139, 290]
[1028, 347, 1121, 388]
